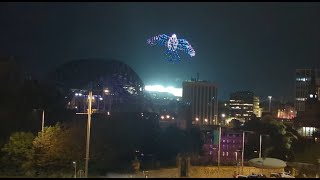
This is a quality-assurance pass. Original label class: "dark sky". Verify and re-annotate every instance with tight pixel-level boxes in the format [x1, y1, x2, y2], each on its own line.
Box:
[1, 2, 320, 101]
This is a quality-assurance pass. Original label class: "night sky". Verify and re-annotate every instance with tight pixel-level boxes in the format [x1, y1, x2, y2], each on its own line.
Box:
[1, 2, 320, 101]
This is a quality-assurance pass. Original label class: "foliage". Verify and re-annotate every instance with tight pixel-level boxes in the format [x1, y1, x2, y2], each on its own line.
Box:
[242, 115, 298, 161]
[230, 119, 241, 129]
[32, 123, 83, 176]
[1, 132, 35, 176]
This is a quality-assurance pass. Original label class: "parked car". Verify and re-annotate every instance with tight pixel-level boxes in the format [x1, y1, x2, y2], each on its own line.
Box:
[235, 175, 248, 178]
[278, 172, 295, 178]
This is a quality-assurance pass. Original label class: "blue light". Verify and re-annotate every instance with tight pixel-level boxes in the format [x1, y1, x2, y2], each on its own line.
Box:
[147, 34, 195, 63]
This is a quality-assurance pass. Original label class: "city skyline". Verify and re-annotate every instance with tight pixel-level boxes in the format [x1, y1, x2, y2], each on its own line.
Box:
[1, 2, 320, 100]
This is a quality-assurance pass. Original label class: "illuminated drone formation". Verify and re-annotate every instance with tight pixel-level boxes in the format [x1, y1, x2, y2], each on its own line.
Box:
[147, 34, 195, 63]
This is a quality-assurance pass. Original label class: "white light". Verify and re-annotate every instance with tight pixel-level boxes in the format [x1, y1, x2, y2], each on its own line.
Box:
[221, 114, 226, 118]
[75, 93, 79, 96]
[145, 85, 182, 97]
[172, 117, 175, 120]
[166, 115, 170, 119]
[268, 96, 272, 99]
[161, 116, 164, 119]
[310, 94, 314, 98]
[99, 97, 103, 101]
[78, 93, 82, 96]
[107, 111, 110, 115]
[205, 119, 208, 122]
[196, 118, 199, 121]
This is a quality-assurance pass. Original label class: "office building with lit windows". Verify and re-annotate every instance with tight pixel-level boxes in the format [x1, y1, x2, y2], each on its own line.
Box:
[229, 91, 254, 121]
[182, 80, 218, 125]
[294, 70, 320, 138]
[253, 96, 262, 117]
[295, 68, 320, 112]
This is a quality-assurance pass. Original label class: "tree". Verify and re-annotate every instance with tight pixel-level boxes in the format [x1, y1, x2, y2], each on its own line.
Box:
[243, 115, 298, 161]
[230, 119, 242, 129]
[1, 132, 35, 176]
[32, 123, 83, 177]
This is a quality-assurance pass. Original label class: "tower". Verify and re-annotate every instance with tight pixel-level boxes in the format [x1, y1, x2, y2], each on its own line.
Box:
[182, 80, 218, 125]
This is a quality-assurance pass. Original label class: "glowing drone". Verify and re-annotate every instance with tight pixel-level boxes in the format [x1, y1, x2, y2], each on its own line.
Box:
[147, 34, 195, 63]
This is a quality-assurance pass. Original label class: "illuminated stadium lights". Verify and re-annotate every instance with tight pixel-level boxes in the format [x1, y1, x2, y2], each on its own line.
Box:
[145, 85, 182, 97]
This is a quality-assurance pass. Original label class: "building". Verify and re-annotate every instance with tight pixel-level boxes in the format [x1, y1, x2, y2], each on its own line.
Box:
[229, 91, 255, 122]
[253, 96, 262, 118]
[182, 80, 218, 125]
[276, 103, 296, 120]
[295, 68, 320, 112]
[201, 128, 246, 165]
[294, 72, 320, 138]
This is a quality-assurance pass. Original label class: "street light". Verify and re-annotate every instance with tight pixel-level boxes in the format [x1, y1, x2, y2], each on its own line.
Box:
[76, 91, 93, 178]
[235, 151, 238, 162]
[221, 114, 226, 126]
[241, 130, 255, 174]
[85, 91, 92, 178]
[268, 96, 272, 112]
[33, 109, 45, 133]
[41, 110, 45, 133]
[73, 161, 77, 178]
[259, 134, 270, 158]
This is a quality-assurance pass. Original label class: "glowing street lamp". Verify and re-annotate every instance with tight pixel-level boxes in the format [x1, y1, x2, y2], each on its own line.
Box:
[73, 161, 77, 178]
[104, 89, 110, 95]
[268, 96, 272, 112]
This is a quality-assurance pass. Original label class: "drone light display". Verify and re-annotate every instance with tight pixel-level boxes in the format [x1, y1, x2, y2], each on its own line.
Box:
[147, 34, 195, 63]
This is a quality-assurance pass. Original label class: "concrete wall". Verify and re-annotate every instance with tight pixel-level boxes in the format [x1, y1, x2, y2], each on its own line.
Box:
[189, 166, 284, 178]
[132, 168, 179, 178]
[127, 166, 284, 178]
